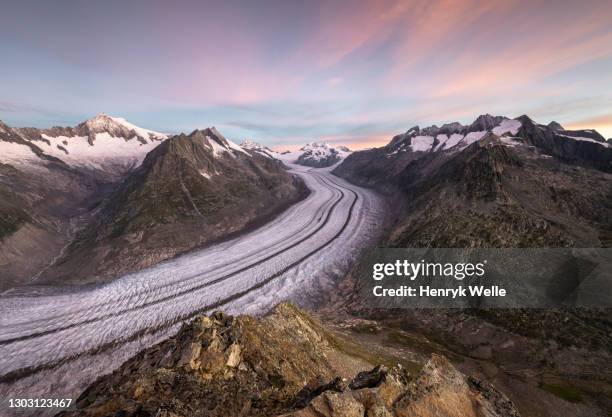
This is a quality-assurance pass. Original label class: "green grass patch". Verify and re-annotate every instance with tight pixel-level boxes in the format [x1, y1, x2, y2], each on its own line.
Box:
[287, 305, 422, 375]
[539, 382, 583, 403]
[326, 329, 422, 375]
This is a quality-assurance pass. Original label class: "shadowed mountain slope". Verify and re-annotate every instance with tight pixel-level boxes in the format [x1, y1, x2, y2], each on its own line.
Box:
[36, 128, 307, 285]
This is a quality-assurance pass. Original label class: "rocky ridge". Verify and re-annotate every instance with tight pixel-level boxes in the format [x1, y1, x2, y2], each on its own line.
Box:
[59, 303, 520, 417]
[334, 115, 612, 247]
[334, 114, 610, 189]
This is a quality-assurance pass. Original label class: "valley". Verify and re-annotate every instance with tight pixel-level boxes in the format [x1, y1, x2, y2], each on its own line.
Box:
[0, 161, 384, 410]
[3, 2, 612, 415]
[0, 112, 610, 417]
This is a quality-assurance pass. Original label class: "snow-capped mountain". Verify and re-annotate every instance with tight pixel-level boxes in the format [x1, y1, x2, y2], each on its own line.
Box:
[193, 127, 251, 159]
[335, 113, 611, 189]
[278, 142, 352, 168]
[334, 113, 612, 248]
[239, 140, 280, 158]
[0, 114, 169, 173]
[384, 114, 609, 157]
[0, 120, 48, 165]
[240, 140, 352, 168]
[0, 122, 305, 288]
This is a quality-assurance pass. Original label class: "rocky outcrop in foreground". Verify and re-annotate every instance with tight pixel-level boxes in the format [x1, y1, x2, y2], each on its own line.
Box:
[59, 304, 519, 417]
[285, 356, 519, 417]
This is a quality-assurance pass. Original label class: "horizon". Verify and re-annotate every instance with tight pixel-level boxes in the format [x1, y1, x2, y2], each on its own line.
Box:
[0, 112, 608, 152]
[3, 110, 604, 153]
[1, 0, 612, 148]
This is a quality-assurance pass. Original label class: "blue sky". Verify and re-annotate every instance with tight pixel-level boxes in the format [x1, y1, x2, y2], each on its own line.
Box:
[1, 0, 611, 149]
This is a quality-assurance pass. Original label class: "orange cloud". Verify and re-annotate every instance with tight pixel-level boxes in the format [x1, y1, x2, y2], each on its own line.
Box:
[566, 114, 612, 139]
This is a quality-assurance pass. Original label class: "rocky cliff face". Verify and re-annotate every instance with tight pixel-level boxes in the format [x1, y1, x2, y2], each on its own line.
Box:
[388, 137, 611, 248]
[514, 115, 611, 172]
[59, 304, 520, 417]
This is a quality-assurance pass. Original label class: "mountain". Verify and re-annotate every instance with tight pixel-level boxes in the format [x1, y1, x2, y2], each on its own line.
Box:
[333, 114, 612, 415]
[335, 114, 610, 189]
[334, 114, 611, 247]
[1, 118, 120, 289]
[279, 142, 352, 168]
[0, 118, 306, 289]
[59, 303, 520, 417]
[35, 128, 308, 285]
[240, 139, 280, 159]
[7, 113, 168, 178]
[240, 140, 353, 168]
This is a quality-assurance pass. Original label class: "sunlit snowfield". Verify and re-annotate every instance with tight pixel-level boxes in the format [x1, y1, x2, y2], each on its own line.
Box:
[0, 164, 384, 416]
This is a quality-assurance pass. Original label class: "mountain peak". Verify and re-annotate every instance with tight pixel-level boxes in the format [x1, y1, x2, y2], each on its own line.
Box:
[240, 140, 278, 158]
[240, 139, 260, 148]
[83, 113, 117, 129]
[0, 119, 10, 133]
[275, 141, 351, 167]
[0, 115, 169, 172]
[301, 141, 332, 150]
[515, 114, 535, 125]
[299, 141, 351, 152]
[187, 127, 250, 158]
[240, 139, 272, 151]
[469, 114, 507, 131]
[547, 121, 564, 131]
[74, 114, 168, 144]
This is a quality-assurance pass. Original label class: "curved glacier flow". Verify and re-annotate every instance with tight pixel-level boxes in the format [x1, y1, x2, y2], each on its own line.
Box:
[0, 163, 384, 410]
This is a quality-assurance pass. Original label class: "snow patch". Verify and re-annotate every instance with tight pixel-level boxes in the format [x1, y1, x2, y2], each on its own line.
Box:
[199, 169, 220, 179]
[240, 140, 278, 158]
[434, 134, 448, 151]
[0, 141, 39, 164]
[226, 138, 250, 156]
[109, 116, 167, 141]
[207, 136, 230, 157]
[492, 119, 522, 136]
[441, 133, 464, 150]
[500, 137, 521, 147]
[38, 132, 160, 169]
[461, 131, 487, 147]
[410, 136, 434, 152]
[558, 134, 609, 147]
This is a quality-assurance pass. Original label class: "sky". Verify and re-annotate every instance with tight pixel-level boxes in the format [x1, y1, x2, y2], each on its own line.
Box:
[1, 0, 611, 150]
